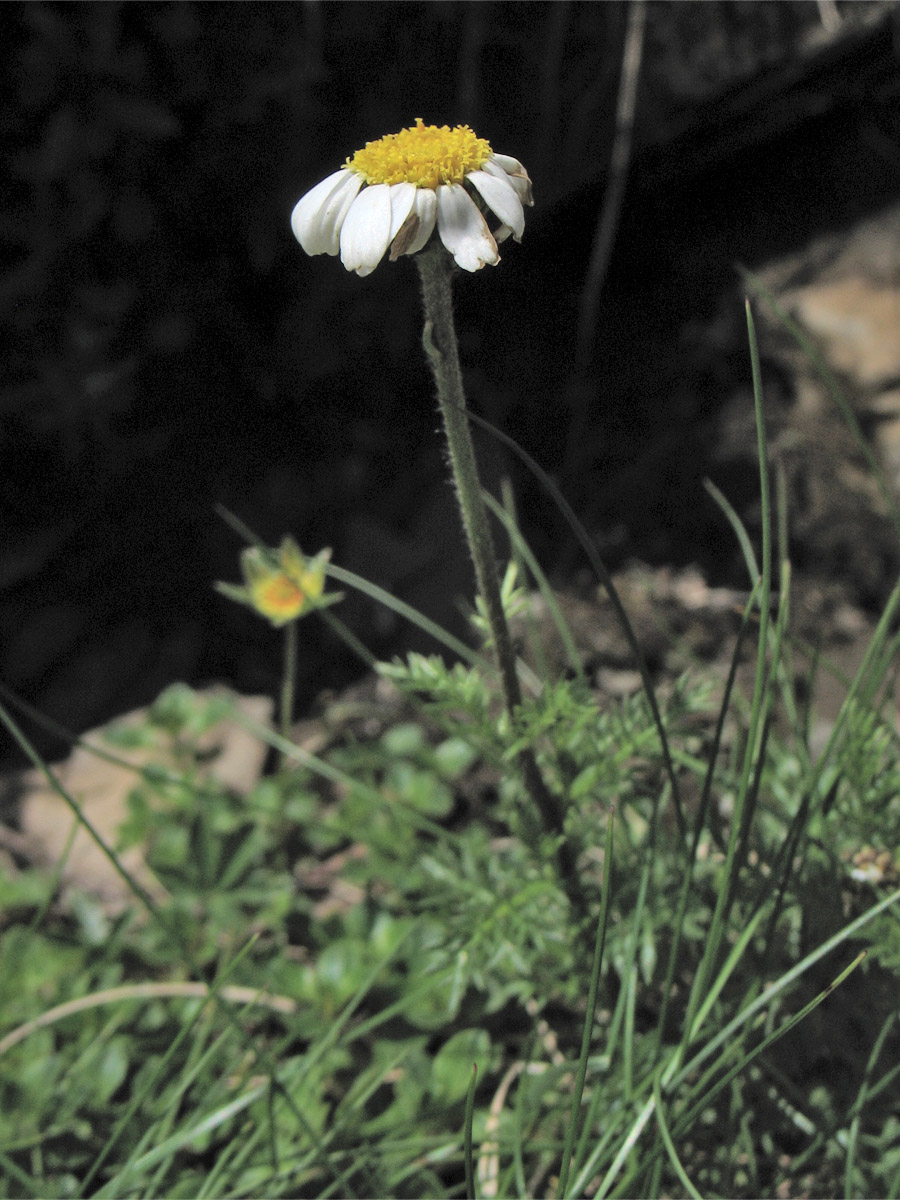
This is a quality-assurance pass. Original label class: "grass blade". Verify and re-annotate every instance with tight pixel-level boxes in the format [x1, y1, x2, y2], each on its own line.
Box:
[463, 405, 686, 838]
[681, 300, 777, 1054]
[652, 1070, 702, 1200]
[557, 805, 616, 1198]
[844, 1010, 896, 1200]
[483, 489, 587, 684]
[464, 1062, 478, 1199]
[610, 950, 868, 1198]
[739, 268, 900, 541]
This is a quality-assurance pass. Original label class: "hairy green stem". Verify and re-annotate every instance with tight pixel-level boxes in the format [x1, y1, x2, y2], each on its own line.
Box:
[414, 245, 584, 918]
[416, 248, 521, 713]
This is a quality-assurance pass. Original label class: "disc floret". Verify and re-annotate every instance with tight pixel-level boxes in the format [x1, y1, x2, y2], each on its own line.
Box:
[346, 118, 494, 190]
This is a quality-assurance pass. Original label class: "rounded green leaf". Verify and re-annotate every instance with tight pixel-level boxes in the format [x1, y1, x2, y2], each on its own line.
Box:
[431, 1028, 490, 1104]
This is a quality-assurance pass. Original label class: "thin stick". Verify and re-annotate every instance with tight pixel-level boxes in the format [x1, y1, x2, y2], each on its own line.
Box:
[563, 0, 647, 481]
[576, 0, 647, 369]
[0, 981, 297, 1057]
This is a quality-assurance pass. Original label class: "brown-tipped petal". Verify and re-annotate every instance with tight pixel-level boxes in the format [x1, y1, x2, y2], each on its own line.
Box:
[389, 210, 419, 260]
[388, 182, 417, 240]
[468, 170, 525, 241]
[435, 184, 500, 271]
[485, 156, 534, 207]
[392, 188, 437, 258]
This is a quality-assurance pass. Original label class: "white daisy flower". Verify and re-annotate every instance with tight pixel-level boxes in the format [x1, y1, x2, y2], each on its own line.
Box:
[291, 118, 533, 277]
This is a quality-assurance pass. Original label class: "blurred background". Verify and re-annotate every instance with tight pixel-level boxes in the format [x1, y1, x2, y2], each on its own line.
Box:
[3, 0, 900, 766]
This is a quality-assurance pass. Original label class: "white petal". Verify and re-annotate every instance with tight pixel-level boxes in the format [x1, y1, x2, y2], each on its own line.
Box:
[405, 189, 438, 253]
[467, 170, 525, 241]
[339, 184, 393, 276]
[482, 158, 532, 206]
[388, 182, 417, 240]
[486, 155, 534, 207]
[291, 169, 363, 256]
[436, 184, 499, 271]
[491, 152, 525, 176]
[390, 187, 437, 260]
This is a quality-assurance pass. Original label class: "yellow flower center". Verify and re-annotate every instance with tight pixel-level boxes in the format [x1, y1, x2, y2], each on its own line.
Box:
[252, 574, 308, 621]
[345, 118, 493, 190]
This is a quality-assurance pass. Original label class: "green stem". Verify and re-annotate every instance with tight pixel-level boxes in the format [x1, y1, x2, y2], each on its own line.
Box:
[281, 620, 297, 749]
[414, 245, 584, 919]
[416, 248, 521, 712]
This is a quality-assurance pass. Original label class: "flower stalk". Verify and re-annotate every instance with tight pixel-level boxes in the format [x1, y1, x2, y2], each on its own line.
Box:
[281, 618, 298, 747]
[215, 535, 342, 757]
[415, 246, 521, 718]
[414, 245, 584, 917]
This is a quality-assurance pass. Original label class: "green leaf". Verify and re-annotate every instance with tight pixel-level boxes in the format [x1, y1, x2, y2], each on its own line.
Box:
[389, 763, 454, 817]
[92, 1036, 130, 1105]
[381, 722, 426, 757]
[434, 736, 479, 779]
[431, 1028, 490, 1104]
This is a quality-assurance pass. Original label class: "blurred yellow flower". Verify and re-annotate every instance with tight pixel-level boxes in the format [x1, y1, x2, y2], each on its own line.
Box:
[216, 538, 339, 628]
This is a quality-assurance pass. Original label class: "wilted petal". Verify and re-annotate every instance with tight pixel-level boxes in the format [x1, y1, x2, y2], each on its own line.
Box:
[436, 184, 499, 271]
[390, 187, 438, 260]
[388, 182, 417, 240]
[405, 189, 438, 254]
[485, 156, 533, 207]
[339, 184, 393, 276]
[409, 189, 439, 251]
[291, 169, 363, 256]
[468, 170, 525, 241]
[490, 152, 525, 176]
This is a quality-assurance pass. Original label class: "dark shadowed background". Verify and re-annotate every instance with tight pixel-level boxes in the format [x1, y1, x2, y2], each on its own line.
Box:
[3, 0, 900, 767]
